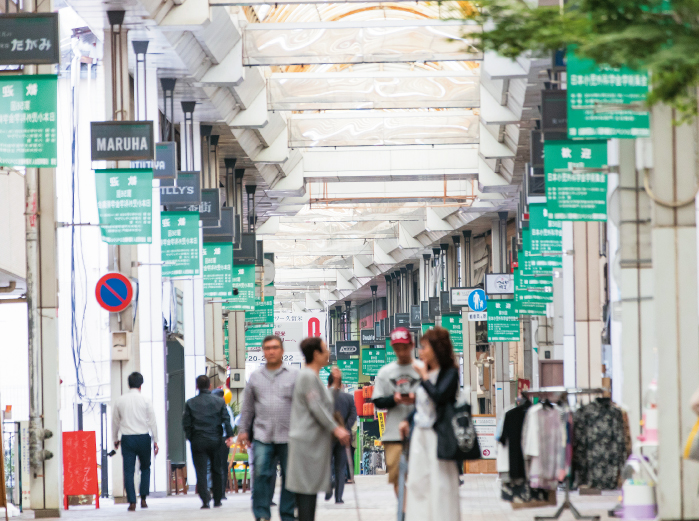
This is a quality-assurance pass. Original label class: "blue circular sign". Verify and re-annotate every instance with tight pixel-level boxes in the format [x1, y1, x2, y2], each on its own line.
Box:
[467, 289, 487, 312]
[95, 272, 133, 313]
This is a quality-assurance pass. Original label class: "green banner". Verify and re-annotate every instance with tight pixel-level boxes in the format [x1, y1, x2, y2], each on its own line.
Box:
[203, 243, 233, 298]
[567, 50, 650, 139]
[338, 358, 359, 384]
[521, 230, 562, 275]
[0, 75, 57, 167]
[385, 338, 397, 365]
[223, 264, 256, 311]
[246, 297, 274, 324]
[514, 270, 551, 316]
[529, 203, 562, 254]
[245, 323, 273, 351]
[440, 315, 463, 352]
[320, 363, 335, 385]
[487, 299, 520, 342]
[362, 348, 386, 376]
[545, 140, 608, 221]
[161, 211, 200, 277]
[224, 320, 229, 363]
[95, 169, 153, 244]
[421, 323, 435, 334]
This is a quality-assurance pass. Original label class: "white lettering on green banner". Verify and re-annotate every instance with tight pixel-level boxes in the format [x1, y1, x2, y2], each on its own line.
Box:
[338, 359, 359, 384]
[223, 264, 256, 311]
[362, 348, 386, 376]
[95, 169, 153, 244]
[161, 211, 200, 277]
[440, 315, 463, 352]
[246, 323, 273, 351]
[0, 75, 57, 167]
[487, 299, 520, 342]
[203, 243, 233, 297]
[528, 203, 562, 253]
[246, 296, 274, 324]
[385, 338, 397, 365]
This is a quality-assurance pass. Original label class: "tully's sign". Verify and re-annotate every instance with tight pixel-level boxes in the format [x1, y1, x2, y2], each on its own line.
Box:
[91, 121, 154, 161]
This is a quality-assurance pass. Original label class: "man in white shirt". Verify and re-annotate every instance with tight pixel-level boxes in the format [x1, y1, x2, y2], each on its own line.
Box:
[112, 372, 159, 511]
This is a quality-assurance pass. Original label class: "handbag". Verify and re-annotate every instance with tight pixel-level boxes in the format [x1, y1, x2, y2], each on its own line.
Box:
[683, 419, 699, 461]
[435, 390, 481, 461]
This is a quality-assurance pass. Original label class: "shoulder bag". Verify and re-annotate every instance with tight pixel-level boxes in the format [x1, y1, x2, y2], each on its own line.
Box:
[435, 388, 481, 461]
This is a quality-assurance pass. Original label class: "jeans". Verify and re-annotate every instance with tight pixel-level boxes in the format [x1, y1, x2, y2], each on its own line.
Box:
[327, 442, 347, 502]
[191, 437, 223, 506]
[252, 440, 295, 521]
[296, 493, 317, 521]
[121, 434, 151, 504]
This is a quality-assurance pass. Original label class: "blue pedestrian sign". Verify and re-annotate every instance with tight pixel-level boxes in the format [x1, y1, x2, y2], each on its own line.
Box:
[468, 289, 487, 312]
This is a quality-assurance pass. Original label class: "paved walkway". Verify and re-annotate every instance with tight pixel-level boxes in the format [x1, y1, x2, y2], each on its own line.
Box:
[19, 475, 619, 521]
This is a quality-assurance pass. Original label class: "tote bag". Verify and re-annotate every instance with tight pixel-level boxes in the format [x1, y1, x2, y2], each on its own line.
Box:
[435, 390, 481, 461]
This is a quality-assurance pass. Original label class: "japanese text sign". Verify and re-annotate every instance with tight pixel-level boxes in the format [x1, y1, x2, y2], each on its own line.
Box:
[161, 211, 200, 277]
[95, 169, 153, 244]
[203, 243, 233, 298]
[487, 299, 520, 342]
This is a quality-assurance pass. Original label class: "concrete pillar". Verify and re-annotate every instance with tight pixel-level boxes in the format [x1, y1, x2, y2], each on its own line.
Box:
[491, 215, 510, 417]
[561, 222, 576, 388]
[649, 105, 699, 520]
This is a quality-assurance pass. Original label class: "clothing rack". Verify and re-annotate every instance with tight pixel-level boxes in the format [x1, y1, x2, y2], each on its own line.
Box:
[520, 387, 608, 521]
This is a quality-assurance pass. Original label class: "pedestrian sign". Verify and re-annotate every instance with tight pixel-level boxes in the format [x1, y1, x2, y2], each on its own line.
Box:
[468, 289, 486, 312]
[95, 272, 133, 313]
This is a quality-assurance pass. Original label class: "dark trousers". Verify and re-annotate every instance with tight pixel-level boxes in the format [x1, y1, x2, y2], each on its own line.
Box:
[121, 434, 151, 504]
[327, 442, 347, 502]
[220, 441, 229, 497]
[252, 441, 295, 521]
[296, 493, 317, 521]
[191, 437, 223, 506]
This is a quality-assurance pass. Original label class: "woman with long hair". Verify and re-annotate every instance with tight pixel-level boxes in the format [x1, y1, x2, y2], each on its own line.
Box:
[399, 327, 461, 521]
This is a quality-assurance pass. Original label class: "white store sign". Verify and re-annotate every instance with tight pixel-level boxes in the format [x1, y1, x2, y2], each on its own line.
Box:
[473, 416, 497, 459]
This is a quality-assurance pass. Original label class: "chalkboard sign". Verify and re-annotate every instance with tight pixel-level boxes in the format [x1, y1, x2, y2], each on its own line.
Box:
[63, 431, 99, 509]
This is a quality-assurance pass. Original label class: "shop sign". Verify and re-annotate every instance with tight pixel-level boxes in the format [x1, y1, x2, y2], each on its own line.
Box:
[91, 121, 154, 161]
[94, 169, 153, 244]
[173, 188, 221, 221]
[246, 297, 274, 324]
[487, 299, 520, 342]
[130, 142, 177, 180]
[204, 207, 235, 243]
[203, 243, 233, 298]
[0, 13, 59, 65]
[485, 274, 514, 295]
[338, 358, 359, 384]
[528, 203, 562, 253]
[545, 140, 608, 221]
[161, 211, 200, 277]
[567, 49, 650, 139]
[0, 75, 57, 167]
[360, 329, 376, 345]
[160, 171, 201, 206]
[362, 348, 386, 376]
[223, 264, 256, 310]
[440, 315, 463, 352]
[245, 323, 273, 351]
[473, 416, 497, 459]
[336, 340, 360, 360]
[395, 313, 410, 327]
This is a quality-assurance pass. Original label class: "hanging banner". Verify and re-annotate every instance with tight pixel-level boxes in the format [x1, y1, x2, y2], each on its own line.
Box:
[95, 169, 153, 244]
[487, 299, 520, 342]
[385, 337, 397, 365]
[514, 269, 551, 316]
[362, 348, 386, 376]
[223, 264, 256, 310]
[544, 140, 608, 221]
[0, 75, 57, 167]
[224, 319, 229, 363]
[246, 297, 274, 324]
[245, 323, 274, 351]
[567, 50, 650, 140]
[161, 211, 200, 277]
[440, 314, 463, 352]
[203, 243, 233, 298]
[528, 203, 562, 254]
[520, 229, 562, 275]
[337, 358, 359, 384]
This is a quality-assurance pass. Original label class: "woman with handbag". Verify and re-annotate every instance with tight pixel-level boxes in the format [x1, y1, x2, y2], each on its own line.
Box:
[399, 327, 461, 521]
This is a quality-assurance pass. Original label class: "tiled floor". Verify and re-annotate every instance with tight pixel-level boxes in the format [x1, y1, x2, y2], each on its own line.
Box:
[18, 475, 620, 521]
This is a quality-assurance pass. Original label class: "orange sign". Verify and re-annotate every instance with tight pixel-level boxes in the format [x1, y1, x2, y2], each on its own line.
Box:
[62, 431, 99, 510]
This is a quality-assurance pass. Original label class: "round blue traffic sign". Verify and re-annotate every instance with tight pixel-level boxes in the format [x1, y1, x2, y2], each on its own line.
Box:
[468, 289, 487, 312]
[95, 272, 133, 313]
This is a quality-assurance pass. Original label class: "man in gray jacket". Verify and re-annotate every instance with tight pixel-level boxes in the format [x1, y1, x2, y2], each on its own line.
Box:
[238, 335, 298, 521]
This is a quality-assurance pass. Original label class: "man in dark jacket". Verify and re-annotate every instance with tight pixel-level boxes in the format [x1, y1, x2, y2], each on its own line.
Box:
[324, 371, 357, 504]
[183, 375, 234, 509]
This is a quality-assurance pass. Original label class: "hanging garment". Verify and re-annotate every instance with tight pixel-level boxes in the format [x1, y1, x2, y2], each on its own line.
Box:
[573, 398, 631, 490]
[522, 402, 567, 490]
[499, 400, 532, 480]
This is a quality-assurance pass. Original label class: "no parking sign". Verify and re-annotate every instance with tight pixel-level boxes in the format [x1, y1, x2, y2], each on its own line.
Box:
[95, 272, 133, 313]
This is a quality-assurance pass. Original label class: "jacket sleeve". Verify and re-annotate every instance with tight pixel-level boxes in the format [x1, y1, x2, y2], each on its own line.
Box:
[112, 401, 121, 443]
[304, 377, 338, 433]
[372, 369, 397, 409]
[419, 366, 458, 407]
[346, 395, 358, 429]
[182, 401, 193, 441]
[238, 379, 255, 436]
[372, 395, 397, 409]
[221, 402, 234, 438]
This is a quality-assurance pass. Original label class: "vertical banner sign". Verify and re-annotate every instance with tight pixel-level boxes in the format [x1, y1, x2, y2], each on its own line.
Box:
[337, 359, 359, 384]
[245, 323, 274, 351]
[487, 299, 520, 342]
[362, 348, 386, 376]
[94, 169, 153, 244]
[161, 211, 200, 277]
[0, 75, 57, 167]
[528, 203, 562, 253]
[246, 297, 274, 324]
[520, 229, 562, 275]
[440, 315, 463, 352]
[224, 319, 229, 363]
[203, 243, 233, 298]
[567, 49, 649, 139]
[223, 264, 256, 310]
[544, 140, 608, 221]
[385, 337, 397, 365]
[514, 269, 551, 316]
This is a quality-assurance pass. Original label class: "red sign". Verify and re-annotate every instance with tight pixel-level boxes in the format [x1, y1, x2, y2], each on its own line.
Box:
[95, 272, 133, 313]
[518, 378, 531, 396]
[308, 317, 321, 337]
[63, 431, 99, 509]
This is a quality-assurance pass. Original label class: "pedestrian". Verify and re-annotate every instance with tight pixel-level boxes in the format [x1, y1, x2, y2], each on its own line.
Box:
[399, 327, 461, 521]
[371, 327, 421, 496]
[324, 372, 357, 504]
[183, 375, 234, 509]
[238, 335, 298, 521]
[286, 337, 350, 521]
[112, 372, 159, 512]
[211, 388, 235, 499]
